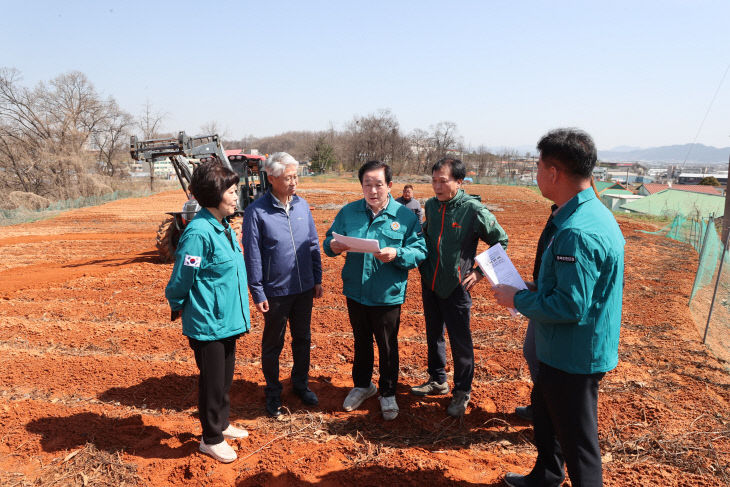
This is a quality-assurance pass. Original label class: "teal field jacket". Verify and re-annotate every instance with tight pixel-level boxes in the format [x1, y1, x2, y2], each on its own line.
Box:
[514, 188, 625, 374]
[165, 208, 251, 341]
[323, 196, 427, 306]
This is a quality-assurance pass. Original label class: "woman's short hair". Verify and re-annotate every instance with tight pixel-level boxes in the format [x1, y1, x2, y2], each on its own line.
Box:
[189, 162, 239, 208]
[266, 152, 299, 177]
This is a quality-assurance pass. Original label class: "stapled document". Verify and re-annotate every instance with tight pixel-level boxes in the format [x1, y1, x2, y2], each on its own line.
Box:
[332, 232, 381, 253]
[475, 244, 527, 317]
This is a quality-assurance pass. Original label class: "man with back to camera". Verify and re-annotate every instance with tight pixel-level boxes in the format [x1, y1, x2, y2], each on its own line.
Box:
[395, 184, 423, 222]
[492, 128, 625, 487]
[412, 157, 508, 417]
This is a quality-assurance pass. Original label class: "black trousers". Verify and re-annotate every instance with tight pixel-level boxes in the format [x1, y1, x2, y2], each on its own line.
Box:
[346, 298, 401, 397]
[188, 335, 238, 445]
[528, 362, 605, 487]
[261, 289, 314, 399]
[421, 282, 474, 392]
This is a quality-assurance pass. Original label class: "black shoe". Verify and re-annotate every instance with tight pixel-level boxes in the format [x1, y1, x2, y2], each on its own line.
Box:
[265, 396, 282, 417]
[515, 405, 533, 422]
[503, 472, 530, 487]
[293, 387, 319, 406]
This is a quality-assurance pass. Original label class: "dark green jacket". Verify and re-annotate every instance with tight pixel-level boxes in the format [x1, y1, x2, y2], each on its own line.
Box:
[514, 188, 625, 374]
[419, 189, 508, 298]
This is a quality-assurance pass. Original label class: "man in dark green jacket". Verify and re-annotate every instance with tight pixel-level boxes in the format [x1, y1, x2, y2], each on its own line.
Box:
[494, 128, 624, 487]
[412, 157, 508, 417]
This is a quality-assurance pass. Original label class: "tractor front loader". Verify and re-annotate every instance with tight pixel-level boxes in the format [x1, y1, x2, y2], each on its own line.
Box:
[130, 131, 269, 262]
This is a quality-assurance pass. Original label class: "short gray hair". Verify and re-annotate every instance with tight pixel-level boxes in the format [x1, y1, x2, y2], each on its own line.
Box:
[266, 152, 299, 177]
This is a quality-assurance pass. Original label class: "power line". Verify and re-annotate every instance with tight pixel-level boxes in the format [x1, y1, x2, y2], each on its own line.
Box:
[681, 62, 730, 170]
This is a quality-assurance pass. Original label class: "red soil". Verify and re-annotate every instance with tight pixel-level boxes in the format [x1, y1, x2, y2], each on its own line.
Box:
[0, 181, 727, 486]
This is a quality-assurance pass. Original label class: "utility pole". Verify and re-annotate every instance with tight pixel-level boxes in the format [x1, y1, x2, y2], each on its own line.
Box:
[722, 152, 730, 242]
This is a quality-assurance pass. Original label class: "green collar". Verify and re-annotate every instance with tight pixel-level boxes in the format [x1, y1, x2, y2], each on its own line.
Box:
[552, 187, 596, 227]
[359, 194, 399, 218]
[198, 207, 228, 233]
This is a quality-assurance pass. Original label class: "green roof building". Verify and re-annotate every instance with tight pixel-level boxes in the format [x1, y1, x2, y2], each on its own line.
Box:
[620, 189, 724, 219]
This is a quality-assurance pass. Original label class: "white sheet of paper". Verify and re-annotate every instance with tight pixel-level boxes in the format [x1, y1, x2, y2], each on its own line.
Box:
[475, 244, 527, 317]
[332, 232, 381, 253]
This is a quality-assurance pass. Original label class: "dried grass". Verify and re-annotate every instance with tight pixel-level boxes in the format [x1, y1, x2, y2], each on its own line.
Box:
[605, 414, 730, 481]
[0, 443, 139, 487]
[6, 191, 51, 211]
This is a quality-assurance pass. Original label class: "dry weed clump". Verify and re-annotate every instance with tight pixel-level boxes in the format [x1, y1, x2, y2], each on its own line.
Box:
[6, 191, 51, 211]
[605, 417, 730, 481]
[78, 174, 113, 197]
[1, 442, 139, 487]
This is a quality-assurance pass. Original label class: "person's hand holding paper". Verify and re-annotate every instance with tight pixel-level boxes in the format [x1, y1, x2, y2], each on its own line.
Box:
[332, 232, 381, 253]
[329, 238, 350, 254]
[475, 244, 527, 316]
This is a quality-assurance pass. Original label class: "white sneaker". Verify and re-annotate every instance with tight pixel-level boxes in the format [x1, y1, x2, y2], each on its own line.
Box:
[379, 395, 399, 421]
[343, 382, 377, 411]
[199, 439, 237, 463]
[222, 424, 249, 439]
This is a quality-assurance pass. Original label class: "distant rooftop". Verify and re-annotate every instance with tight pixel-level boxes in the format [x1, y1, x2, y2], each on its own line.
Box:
[621, 189, 724, 219]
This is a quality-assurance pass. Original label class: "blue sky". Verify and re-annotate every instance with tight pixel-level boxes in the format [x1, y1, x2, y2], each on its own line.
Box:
[3, 0, 729, 150]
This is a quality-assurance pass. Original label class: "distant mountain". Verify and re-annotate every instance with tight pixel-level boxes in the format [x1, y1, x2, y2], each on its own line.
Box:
[607, 145, 642, 152]
[599, 144, 730, 164]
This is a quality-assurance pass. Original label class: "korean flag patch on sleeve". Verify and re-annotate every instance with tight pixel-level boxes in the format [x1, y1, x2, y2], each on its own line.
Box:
[183, 254, 202, 268]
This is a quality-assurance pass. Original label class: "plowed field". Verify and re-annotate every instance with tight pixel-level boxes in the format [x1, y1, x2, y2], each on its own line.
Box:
[0, 180, 728, 486]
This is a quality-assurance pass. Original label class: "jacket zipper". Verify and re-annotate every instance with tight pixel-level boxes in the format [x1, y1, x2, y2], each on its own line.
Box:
[431, 202, 447, 291]
[286, 206, 303, 292]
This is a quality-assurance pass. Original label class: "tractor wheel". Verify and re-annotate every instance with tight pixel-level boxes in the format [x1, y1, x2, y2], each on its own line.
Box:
[156, 217, 180, 263]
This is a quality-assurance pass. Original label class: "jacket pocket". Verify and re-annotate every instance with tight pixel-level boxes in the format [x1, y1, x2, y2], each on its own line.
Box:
[214, 285, 223, 320]
[381, 228, 405, 247]
[201, 255, 233, 281]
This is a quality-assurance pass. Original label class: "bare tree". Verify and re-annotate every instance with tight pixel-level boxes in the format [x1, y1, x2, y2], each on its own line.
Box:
[0, 68, 119, 199]
[408, 128, 431, 174]
[91, 99, 134, 177]
[200, 120, 229, 139]
[345, 109, 410, 172]
[137, 100, 166, 190]
[431, 121, 460, 156]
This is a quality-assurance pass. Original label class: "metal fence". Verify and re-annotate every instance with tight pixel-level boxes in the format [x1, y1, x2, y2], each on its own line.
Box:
[653, 216, 730, 364]
[0, 190, 152, 226]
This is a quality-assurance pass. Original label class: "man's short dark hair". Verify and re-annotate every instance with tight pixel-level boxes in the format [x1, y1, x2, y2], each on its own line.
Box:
[403, 184, 414, 191]
[537, 128, 597, 179]
[358, 160, 392, 184]
[189, 162, 240, 208]
[432, 157, 466, 181]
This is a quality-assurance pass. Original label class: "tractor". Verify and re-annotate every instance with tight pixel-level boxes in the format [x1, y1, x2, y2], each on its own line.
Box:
[129, 131, 269, 262]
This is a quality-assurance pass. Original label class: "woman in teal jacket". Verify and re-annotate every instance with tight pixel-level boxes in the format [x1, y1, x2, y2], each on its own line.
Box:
[165, 162, 251, 464]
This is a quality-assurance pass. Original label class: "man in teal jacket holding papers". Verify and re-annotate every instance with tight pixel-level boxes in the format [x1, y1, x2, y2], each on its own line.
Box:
[324, 160, 426, 421]
[493, 128, 625, 487]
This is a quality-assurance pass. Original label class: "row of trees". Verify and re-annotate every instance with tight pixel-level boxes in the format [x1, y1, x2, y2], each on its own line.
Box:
[0, 68, 166, 200]
[226, 109, 526, 178]
[0, 68, 528, 204]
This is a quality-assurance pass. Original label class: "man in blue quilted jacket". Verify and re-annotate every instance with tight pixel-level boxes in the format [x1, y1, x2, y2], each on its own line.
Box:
[243, 152, 322, 418]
